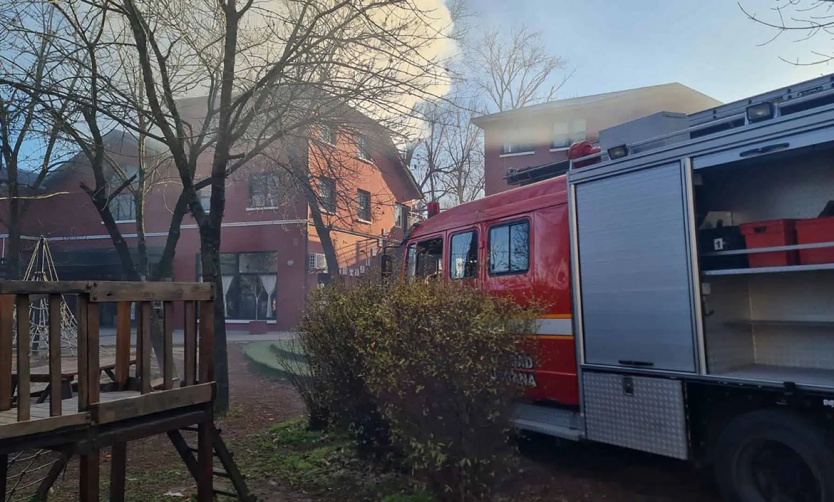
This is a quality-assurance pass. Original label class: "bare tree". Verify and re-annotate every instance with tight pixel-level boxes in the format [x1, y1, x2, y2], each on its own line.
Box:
[0, 3, 77, 279]
[741, 0, 834, 65]
[0, 0, 453, 411]
[409, 97, 483, 208]
[407, 22, 567, 209]
[464, 25, 570, 113]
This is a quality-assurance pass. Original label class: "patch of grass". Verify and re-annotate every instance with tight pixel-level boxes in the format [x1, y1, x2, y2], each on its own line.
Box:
[270, 417, 325, 444]
[243, 340, 309, 381]
[381, 494, 434, 502]
[234, 418, 431, 501]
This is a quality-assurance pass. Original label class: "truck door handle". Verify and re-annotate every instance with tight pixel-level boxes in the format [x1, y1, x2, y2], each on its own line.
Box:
[618, 360, 655, 367]
[739, 142, 789, 158]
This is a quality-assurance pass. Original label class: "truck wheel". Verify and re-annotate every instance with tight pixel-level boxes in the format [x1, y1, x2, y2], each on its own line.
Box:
[713, 410, 834, 502]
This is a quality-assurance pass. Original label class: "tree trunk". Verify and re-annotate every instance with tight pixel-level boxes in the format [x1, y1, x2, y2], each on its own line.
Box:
[82, 184, 141, 281]
[6, 162, 21, 280]
[7, 177, 21, 280]
[308, 200, 339, 281]
[199, 222, 228, 412]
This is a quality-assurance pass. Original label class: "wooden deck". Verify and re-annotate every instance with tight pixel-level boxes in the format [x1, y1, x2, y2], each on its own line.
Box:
[0, 280, 221, 501]
[0, 390, 140, 424]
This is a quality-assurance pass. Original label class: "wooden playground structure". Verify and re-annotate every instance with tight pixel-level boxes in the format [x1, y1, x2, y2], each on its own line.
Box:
[0, 280, 252, 501]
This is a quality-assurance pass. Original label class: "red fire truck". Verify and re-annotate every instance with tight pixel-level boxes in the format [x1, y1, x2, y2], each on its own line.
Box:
[402, 74, 834, 501]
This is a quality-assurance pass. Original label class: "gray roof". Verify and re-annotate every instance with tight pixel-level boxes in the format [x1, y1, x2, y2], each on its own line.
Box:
[471, 83, 721, 127]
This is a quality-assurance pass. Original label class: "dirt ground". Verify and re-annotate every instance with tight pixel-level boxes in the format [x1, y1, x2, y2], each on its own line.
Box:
[33, 345, 715, 501]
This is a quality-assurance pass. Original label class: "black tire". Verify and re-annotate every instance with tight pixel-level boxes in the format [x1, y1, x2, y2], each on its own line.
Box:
[713, 410, 834, 502]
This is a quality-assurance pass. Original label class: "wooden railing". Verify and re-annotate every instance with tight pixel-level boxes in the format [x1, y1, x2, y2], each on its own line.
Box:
[0, 281, 215, 439]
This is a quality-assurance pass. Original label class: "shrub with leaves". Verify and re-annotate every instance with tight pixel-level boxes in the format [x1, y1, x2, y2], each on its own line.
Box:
[357, 280, 540, 500]
[298, 278, 540, 500]
[298, 281, 391, 450]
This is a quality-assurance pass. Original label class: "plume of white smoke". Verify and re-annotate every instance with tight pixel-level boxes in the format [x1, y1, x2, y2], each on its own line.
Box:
[116, 0, 457, 136]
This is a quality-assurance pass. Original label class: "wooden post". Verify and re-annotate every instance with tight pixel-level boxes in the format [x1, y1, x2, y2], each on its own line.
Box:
[136, 302, 144, 385]
[0, 453, 7, 501]
[198, 300, 214, 384]
[16, 295, 30, 421]
[109, 442, 127, 502]
[48, 294, 62, 416]
[184, 301, 197, 386]
[140, 302, 152, 394]
[87, 301, 100, 405]
[0, 295, 14, 412]
[80, 295, 100, 502]
[79, 449, 100, 502]
[115, 301, 131, 388]
[197, 413, 214, 501]
[163, 302, 174, 390]
[77, 295, 89, 410]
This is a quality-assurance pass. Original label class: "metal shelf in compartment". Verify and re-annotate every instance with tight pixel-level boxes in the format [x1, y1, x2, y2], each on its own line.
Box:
[703, 262, 834, 276]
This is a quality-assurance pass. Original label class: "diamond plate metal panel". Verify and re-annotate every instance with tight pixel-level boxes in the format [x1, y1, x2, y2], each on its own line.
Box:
[583, 372, 688, 459]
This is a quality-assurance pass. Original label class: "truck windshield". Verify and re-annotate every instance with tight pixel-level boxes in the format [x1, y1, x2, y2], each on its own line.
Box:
[406, 237, 443, 282]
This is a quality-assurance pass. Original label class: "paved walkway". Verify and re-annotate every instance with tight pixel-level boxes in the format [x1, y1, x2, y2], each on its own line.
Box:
[98, 327, 295, 346]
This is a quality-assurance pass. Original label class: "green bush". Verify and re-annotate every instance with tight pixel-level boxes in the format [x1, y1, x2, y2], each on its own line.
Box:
[297, 278, 540, 500]
[357, 280, 538, 500]
[298, 281, 392, 449]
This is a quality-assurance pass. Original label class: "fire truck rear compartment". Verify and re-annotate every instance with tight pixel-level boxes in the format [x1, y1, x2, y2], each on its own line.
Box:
[697, 145, 834, 387]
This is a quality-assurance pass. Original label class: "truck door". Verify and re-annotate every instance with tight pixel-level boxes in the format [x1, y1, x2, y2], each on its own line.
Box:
[574, 160, 698, 373]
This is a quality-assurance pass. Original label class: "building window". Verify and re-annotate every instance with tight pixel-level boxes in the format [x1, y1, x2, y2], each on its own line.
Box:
[450, 230, 478, 279]
[110, 193, 135, 222]
[319, 125, 336, 145]
[199, 187, 211, 212]
[501, 143, 535, 155]
[394, 203, 410, 228]
[197, 252, 278, 320]
[357, 136, 372, 161]
[489, 220, 530, 275]
[108, 165, 138, 222]
[357, 189, 371, 221]
[318, 177, 336, 213]
[249, 173, 281, 208]
[552, 119, 587, 149]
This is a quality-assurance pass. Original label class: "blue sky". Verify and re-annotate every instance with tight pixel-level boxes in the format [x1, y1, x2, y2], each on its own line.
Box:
[472, 0, 834, 103]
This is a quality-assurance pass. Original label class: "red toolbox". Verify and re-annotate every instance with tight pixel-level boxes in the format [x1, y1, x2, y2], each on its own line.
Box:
[795, 216, 834, 264]
[740, 219, 798, 268]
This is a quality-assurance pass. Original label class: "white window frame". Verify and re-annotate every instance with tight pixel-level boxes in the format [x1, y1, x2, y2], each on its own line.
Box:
[357, 137, 372, 161]
[551, 119, 587, 150]
[500, 143, 535, 156]
[394, 203, 407, 228]
[319, 125, 336, 145]
[318, 177, 336, 213]
[199, 187, 211, 213]
[356, 189, 371, 222]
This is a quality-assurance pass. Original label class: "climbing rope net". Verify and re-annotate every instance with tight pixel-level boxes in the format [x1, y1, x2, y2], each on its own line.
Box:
[19, 237, 77, 355]
[3, 239, 77, 501]
[3, 450, 65, 502]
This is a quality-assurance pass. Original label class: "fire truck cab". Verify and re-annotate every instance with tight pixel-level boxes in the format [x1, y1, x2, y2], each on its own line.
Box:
[404, 74, 834, 501]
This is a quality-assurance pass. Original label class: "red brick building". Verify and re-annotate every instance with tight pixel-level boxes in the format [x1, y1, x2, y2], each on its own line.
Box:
[472, 83, 722, 196]
[1, 118, 420, 332]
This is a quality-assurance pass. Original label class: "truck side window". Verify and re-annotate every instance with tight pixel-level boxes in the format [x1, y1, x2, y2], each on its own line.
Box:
[450, 230, 478, 279]
[489, 220, 530, 275]
[407, 237, 443, 281]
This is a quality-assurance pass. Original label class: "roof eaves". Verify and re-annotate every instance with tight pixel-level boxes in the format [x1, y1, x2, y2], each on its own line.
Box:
[471, 83, 690, 129]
